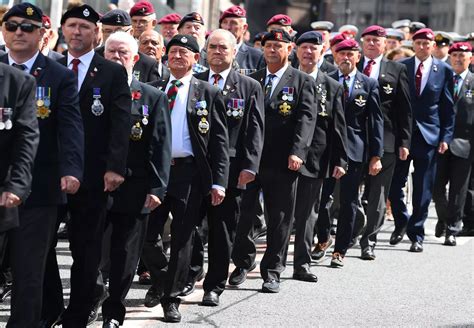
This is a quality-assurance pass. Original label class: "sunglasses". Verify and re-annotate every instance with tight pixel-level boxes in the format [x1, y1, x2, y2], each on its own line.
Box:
[4, 21, 42, 33]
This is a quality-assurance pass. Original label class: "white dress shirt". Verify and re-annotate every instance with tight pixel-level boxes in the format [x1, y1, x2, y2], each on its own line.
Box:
[266, 63, 289, 97]
[414, 55, 433, 95]
[8, 51, 40, 74]
[208, 67, 231, 90]
[363, 54, 383, 80]
[67, 49, 95, 91]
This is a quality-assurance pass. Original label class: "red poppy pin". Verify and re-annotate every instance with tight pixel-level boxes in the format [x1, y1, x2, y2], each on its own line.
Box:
[131, 90, 142, 100]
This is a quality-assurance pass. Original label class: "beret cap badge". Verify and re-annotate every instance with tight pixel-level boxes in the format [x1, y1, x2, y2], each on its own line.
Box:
[26, 7, 34, 16]
[83, 8, 90, 17]
[181, 36, 188, 43]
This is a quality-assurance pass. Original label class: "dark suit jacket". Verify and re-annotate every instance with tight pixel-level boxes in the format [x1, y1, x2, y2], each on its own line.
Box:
[0, 63, 38, 231]
[1, 53, 84, 207]
[47, 50, 65, 61]
[400, 56, 455, 153]
[58, 53, 131, 190]
[236, 43, 264, 71]
[300, 71, 347, 179]
[160, 64, 170, 81]
[96, 46, 160, 83]
[357, 57, 412, 153]
[195, 69, 264, 187]
[450, 70, 474, 160]
[319, 58, 337, 75]
[150, 75, 229, 193]
[110, 79, 171, 214]
[329, 70, 384, 163]
[250, 66, 316, 170]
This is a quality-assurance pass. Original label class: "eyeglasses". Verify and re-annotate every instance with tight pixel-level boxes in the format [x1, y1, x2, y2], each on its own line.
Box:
[4, 21, 42, 33]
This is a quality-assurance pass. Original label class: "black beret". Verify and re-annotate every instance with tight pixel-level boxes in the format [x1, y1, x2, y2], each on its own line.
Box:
[261, 29, 292, 46]
[296, 31, 323, 46]
[61, 4, 100, 25]
[178, 12, 204, 30]
[2, 2, 43, 24]
[100, 9, 131, 26]
[166, 34, 200, 54]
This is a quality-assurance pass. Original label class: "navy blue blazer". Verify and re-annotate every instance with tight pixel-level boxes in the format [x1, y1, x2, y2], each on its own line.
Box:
[400, 56, 455, 151]
[1, 53, 84, 207]
[236, 43, 264, 71]
[329, 70, 384, 163]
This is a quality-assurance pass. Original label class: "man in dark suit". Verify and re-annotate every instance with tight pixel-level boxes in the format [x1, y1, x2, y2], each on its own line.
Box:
[101, 31, 171, 328]
[0, 4, 84, 326]
[237, 29, 316, 292]
[219, 5, 263, 71]
[194, 29, 264, 306]
[326, 39, 384, 268]
[141, 34, 229, 323]
[56, 5, 131, 326]
[389, 28, 455, 252]
[433, 42, 474, 246]
[357, 26, 412, 260]
[293, 31, 347, 280]
[138, 30, 170, 80]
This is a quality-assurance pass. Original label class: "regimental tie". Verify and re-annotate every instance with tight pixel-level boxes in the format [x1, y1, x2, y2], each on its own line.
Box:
[453, 74, 461, 101]
[166, 79, 183, 111]
[212, 73, 222, 89]
[415, 62, 423, 97]
[265, 74, 276, 100]
[342, 75, 350, 103]
[363, 59, 375, 77]
[71, 58, 81, 75]
[12, 63, 27, 71]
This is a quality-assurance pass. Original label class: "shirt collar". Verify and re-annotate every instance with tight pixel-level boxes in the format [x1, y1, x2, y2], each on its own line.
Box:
[458, 69, 469, 80]
[415, 55, 433, 69]
[364, 54, 383, 66]
[169, 71, 193, 86]
[266, 62, 289, 79]
[67, 49, 95, 67]
[209, 67, 232, 84]
[338, 68, 357, 79]
[300, 66, 318, 80]
[8, 51, 40, 73]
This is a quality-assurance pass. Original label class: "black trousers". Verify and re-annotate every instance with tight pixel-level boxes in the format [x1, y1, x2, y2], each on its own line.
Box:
[334, 160, 364, 255]
[360, 153, 396, 250]
[7, 206, 57, 328]
[62, 190, 108, 327]
[433, 150, 472, 236]
[203, 188, 242, 294]
[101, 212, 148, 324]
[141, 163, 203, 304]
[293, 176, 324, 269]
[315, 178, 337, 244]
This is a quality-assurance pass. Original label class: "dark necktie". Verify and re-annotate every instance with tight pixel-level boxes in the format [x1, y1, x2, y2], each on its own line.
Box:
[453, 74, 461, 101]
[415, 62, 424, 97]
[212, 73, 222, 88]
[342, 75, 350, 103]
[71, 58, 81, 75]
[166, 79, 183, 111]
[363, 59, 375, 77]
[12, 63, 27, 71]
[265, 74, 276, 100]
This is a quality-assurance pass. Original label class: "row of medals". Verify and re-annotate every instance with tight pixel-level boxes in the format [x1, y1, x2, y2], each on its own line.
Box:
[196, 106, 210, 134]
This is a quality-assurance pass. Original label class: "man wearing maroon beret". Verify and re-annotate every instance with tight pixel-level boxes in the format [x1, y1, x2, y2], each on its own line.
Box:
[356, 25, 412, 260]
[219, 5, 263, 71]
[129, 1, 156, 40]
[433, 42, 474, 246]
[158, 13, 181, 44]
[388, 28, 455, 252]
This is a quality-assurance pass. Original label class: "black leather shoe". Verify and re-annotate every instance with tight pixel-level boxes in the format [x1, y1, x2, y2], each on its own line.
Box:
[201, 291, 219, 306]
[311, 238, 333, 261]
[162, 302, 181, 323]
[389, 229, 405, 245]
[435, 220, 447, 238]
[261, 279, 280, 293]
[102, 318, 120, 328]
[144, 286, 161, 308]
[88, 289, 109, 326]
[444, 235, 456, 246]
[361, 247, 376, 260]
[409, 241, 423, 252]
[179, 269, 205, 296]
[0, 282, 12, 302]
[292, 267, 318, 283]
[228, 262, 256, 286]
[252, 225, 267, 240]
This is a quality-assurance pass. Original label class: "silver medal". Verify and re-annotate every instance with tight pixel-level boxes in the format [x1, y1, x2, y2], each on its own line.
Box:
[91, 99, 104, 116]
[5, 120, 12, 130]
[142, 117, 149, 125]
[0, 122, 5, 130]
[282, 95, 288, 101]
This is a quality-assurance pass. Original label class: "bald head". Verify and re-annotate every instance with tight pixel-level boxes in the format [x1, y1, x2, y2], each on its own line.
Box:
[138, 30, 165, 61]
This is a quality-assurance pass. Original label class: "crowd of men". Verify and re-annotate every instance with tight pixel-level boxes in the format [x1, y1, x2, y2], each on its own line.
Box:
[0, 1, 473, 327]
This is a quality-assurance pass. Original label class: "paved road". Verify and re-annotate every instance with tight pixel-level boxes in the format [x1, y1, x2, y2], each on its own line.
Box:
[0, 205, 473, 327]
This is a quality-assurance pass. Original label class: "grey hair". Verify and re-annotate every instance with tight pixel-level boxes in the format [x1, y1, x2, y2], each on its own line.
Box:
[207, 28, 237, 49]
[105, 31, 138, 56]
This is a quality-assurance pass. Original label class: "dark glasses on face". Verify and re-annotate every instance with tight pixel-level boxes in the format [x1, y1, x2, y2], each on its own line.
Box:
[4, 21, 42, 33]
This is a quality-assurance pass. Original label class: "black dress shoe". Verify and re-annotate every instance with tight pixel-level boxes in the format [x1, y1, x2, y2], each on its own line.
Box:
[444, 235, 456, 246]
[179, 269, 205, 296]
[88, 289, 109, 326]
[102, 318, 120, 328]
[252, 225, 267, 240]
[409, 241, 423, 252]
[0, 282, 12, 302]
[162, 302, 181, 323]
[389, 229, 405, 245]
[311, 238, 333, 261]
[261, 279, 280, 293]
[435, 220, 447, 238]
[144, 286, 161, 308]
[360, 247, 376, 260]
[201, 291, 219, 306]
[228, 262, 256, 286]
[292, 267, 318, 283]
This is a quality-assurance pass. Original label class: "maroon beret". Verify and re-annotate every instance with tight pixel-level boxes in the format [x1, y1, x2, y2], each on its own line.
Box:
[361, 25, 386, 37]
[412, 28, 435, 41]
[334, 38, 360, 52]
[448, 42, 473, 54]
[266, 14, 292, 27]
[219, 5, 246, 24]
[178, 12, 204, 30]
[42, 14, 51, 29]
[330, 33, 349, 48]
[130, 1, 155, 17]
[158, 13, 181, 24]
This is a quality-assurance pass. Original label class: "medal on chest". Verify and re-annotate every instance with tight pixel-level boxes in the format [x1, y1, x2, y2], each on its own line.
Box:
[281, 87, 294, 101]
[319, 89, 328, 117]
[196, 100, 209, 134]
[130, 122, 143, 141]
[0, 108, 13, 130]
[227, 98, 245, 119]
[36, 86, 51, 119]
[91, 87, 104, 116]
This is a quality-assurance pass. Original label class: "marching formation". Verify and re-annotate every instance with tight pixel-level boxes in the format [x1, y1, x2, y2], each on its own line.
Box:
[0, 1, 473, 327]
